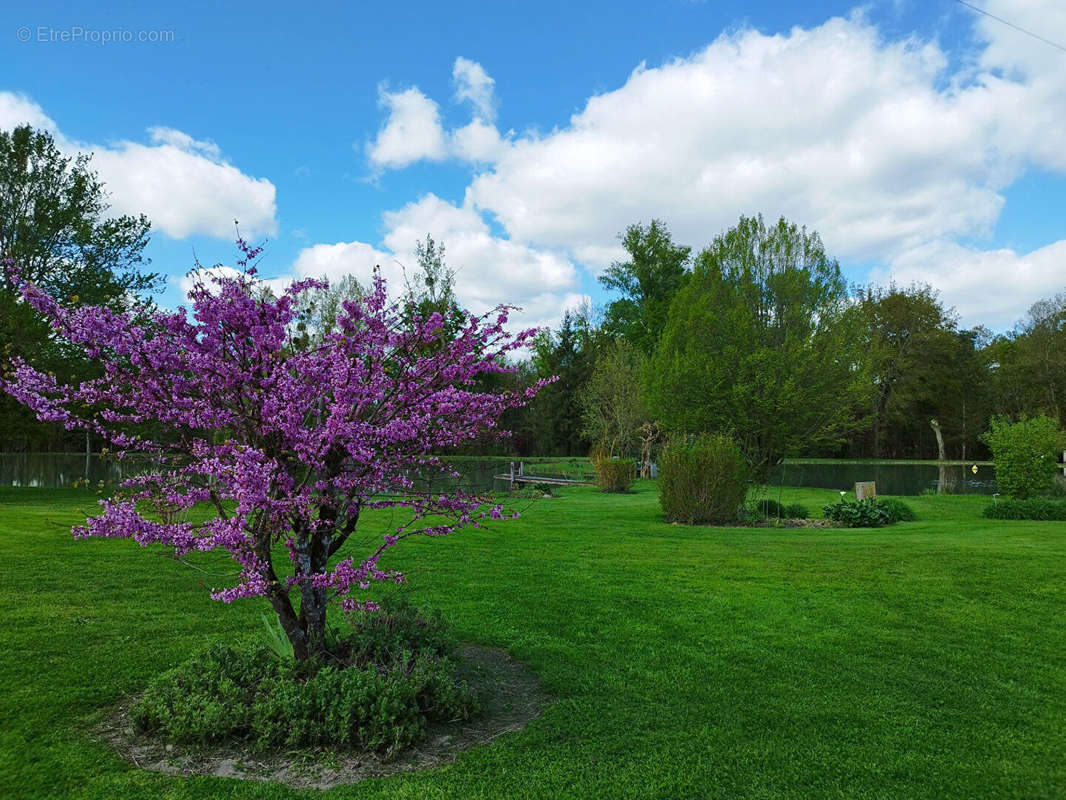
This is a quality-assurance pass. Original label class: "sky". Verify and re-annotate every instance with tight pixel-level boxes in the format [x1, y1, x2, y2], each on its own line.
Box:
[1, 0, 1064, 333]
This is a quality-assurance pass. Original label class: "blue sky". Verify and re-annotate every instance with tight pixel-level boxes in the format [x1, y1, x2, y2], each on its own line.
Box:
[2, 0, 1064, 332]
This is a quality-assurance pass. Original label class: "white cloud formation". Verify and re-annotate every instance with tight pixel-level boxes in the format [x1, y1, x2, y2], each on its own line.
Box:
[465, 15, 1031, 262]
[451, 119, 509, 163]
[453, 56, 497, 122]
[175, 265, 291, 299]
[0, 91, 57, 133]
[366, 59, 509, 169]
[0, 91, 278, 240]
[291, 239, 400, 291]
[367, 6, 1066, 326]
[876, 238, 1066, 331]
[91, 131, 276, 239]
[286, 193, 583, 334]
[382, 194, 577, 314]
[366, 87, 449, 169]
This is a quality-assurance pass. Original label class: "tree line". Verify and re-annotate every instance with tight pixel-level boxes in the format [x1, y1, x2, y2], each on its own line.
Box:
[515, 218, 1065, 470]
[2, 123, 1064, 470]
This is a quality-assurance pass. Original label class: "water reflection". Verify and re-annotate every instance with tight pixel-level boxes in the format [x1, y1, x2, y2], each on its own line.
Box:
[772, 461, 997, 495]
[0, 453, 999, 496]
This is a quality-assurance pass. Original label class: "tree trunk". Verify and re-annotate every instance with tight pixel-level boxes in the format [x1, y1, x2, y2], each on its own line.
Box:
[930, 418, 947, 495]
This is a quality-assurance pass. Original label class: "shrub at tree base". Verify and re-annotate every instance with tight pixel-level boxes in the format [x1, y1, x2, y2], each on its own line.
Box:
[981, 415, 1066, 499]
[658, 434, 748, 524]
[983, 498, 1066, 521]
[823, 498, 892, 528]
[131, 599, 477, 756]
[593, 457, 636, 492]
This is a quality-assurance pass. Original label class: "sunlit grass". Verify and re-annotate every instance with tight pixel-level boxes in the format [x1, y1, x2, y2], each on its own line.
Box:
[1, 483, 1063, 798]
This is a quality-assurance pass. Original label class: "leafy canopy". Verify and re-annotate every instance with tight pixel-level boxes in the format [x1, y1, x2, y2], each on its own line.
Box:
[647, 214, 863, 476]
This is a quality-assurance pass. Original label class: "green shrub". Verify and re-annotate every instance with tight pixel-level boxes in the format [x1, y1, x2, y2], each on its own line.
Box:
[823, 498, 892, 528]
[131, 600, 477, 755]
[983, 497, 1066, 520]
[755, 498, 785, 518]
[658, 434, 748, 524]
[879, 497, 917, 523]
[784, 503, 809, 519]
[592, 455, 636, 493]
[981, 415, 1066, 499]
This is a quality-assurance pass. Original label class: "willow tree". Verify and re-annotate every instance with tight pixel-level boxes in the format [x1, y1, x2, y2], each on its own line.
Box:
[647, 214, 864, 477]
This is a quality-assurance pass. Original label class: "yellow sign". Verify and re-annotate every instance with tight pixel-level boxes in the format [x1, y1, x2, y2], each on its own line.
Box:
[971, 464, 978, 474]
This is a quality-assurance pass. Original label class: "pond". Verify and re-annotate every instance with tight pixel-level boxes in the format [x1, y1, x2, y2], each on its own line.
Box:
[771, 460, 998, 495]
[0, 453, 1005, 496]
[0, 454, 595, 492]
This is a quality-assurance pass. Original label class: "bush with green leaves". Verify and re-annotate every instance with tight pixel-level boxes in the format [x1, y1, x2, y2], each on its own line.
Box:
[755, 498, 785, 518]
[823, 498, 892, 528]
[879, 497, 917, 523]
[658, 434, 748, 524]
[592, 453, 636, 493]
[981, 415, 1066, 499]
[784, 503, 809, 519]
[131, 598, 477, 755]
[983, 497, 1066, 521]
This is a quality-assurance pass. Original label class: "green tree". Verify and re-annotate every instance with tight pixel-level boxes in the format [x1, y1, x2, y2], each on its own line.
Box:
[527, 309, 598, 455]
[982, 415, 1066, 499]
[857, 284, 989, 459]
[291, 274, 364, 348]
[978, 293, 1066, 451]
[0, 125, 159, 450]
[0, 125, 156, 303]
[581, 338, 648, 458]
[599, 219, 690, 355]
[403, 235, 466, 341]
[647, 214, 862, 477]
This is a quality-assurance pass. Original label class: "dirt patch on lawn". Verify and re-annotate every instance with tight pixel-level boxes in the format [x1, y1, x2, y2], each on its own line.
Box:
[97, 644, 550, 791]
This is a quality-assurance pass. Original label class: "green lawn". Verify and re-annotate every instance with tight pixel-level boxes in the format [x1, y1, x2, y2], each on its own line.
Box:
[2, 484, 1065, 799]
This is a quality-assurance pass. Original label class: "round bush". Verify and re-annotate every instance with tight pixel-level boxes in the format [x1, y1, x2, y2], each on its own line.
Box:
[823, 498, 892, 528]
[658, 434, 748, 524]
[591, 449, 636, 493]
[784, 503, 809, 519]
[879, 497, 917, 523]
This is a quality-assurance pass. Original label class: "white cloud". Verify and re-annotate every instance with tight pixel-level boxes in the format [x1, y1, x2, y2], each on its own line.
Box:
[877, 238, 1066, 331]
[366, 87, 448, 169]
[365, 7, 1066, 325]
[451, 119, 509, 163]
[91, 132, 276, 239]
[286, 193, 582, 335]
[291, 240, 401, 291]
[0, 91, 58, 133]
[464, 15, 1036, 262]
[366, 60, 509, 169]
[0, 91, 278, 240]
[176, 265, 291, 299]
[381, 194, 577, 314]
[453, 56, 497, 122]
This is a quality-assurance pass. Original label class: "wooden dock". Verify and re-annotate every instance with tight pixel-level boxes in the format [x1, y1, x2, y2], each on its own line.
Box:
[494, 461, 589, 487]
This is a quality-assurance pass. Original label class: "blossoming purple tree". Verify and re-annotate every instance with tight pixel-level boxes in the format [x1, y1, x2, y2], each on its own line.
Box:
[2, 242, 545, 661]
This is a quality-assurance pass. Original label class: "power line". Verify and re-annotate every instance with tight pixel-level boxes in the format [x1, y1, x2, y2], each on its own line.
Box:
[954, 0, 1066, 54]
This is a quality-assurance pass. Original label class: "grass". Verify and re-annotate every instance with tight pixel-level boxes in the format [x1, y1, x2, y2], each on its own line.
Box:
[1, 483, 1064, 798]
